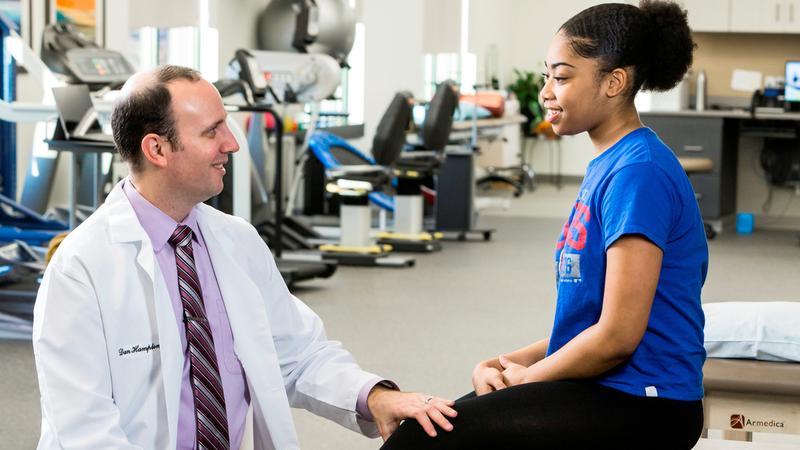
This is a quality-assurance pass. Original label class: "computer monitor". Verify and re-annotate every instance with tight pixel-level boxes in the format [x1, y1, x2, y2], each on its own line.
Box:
[51, 84, 111, 142]
[51, 84, 95, 137]
[785, 60, 800, 102]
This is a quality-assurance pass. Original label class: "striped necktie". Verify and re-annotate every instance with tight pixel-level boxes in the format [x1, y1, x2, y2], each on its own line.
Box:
[168, 225, 230, 450]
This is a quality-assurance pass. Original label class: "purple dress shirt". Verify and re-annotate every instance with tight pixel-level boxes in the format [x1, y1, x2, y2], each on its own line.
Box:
[123, 180, 385, 448]
[124, 180, 249, 449]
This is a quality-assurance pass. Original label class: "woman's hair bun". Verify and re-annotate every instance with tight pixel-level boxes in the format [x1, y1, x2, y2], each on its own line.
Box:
[638, 0, 695, 92]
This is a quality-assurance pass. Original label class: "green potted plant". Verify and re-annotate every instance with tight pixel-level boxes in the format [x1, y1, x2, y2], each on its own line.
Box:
[507, 69, 545, 136]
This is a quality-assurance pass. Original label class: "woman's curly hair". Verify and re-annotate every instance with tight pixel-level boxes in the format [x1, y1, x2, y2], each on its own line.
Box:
[560, 0, 696, 97]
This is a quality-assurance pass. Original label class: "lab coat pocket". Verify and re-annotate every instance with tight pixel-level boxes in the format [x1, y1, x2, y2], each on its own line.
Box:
[218, 300, 245, 375]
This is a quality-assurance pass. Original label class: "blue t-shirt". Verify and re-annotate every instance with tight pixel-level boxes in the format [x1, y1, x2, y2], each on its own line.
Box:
[548, 127, 708, 401]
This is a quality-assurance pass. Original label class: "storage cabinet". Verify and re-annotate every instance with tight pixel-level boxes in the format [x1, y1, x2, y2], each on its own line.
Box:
[729, 0, 800, 33]
[683, 0, 731, 32]
[642, 116, 739, 219]
[679, 0, 800, 33]
[784, 0, 800, 32]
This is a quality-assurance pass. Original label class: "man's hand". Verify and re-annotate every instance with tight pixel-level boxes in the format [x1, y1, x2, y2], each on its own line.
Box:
[498, 355, 528, 387]
[471, 360, 507, 396]
[367, 385, 457, 441]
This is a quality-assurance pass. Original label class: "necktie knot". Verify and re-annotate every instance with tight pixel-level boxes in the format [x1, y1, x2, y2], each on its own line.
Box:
[168, 224, 193, 248]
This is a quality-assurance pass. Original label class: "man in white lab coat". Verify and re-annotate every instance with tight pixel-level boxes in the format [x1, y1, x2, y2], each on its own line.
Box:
[32, 65, 456, 450]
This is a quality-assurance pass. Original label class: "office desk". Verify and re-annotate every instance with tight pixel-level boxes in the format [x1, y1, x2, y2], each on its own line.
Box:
[641, 110, 800, 222]
[451, 114, 528, 129]
[640, 109, 800, 121]
[449, 114, 526, 142]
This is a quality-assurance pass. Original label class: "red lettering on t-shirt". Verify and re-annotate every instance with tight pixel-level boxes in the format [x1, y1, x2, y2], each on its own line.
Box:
[565, 202, 591, 251]
[556, 219, 570, 250]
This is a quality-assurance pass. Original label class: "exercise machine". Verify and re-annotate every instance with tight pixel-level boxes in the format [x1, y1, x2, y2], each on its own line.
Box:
[38, 23, 135, 222]
[216, 49, 347, 282]
[307, 80, 482, 249]
[308, 92, 418, 264]
[222, 49, 414, 268]
[376, 81, 460, 251]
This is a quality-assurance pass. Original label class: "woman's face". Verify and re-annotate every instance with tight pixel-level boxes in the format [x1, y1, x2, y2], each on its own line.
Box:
[540, 32, 610, 137]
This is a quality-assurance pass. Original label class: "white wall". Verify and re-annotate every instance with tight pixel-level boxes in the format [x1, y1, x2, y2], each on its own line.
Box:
[355, 0, 425, 150]
[468, 0, 601, 178]
[104, 0, 130, 56]
[468, 0, 518, 89]
[13, 77, 43, 199]
[210, 0, 264, 77]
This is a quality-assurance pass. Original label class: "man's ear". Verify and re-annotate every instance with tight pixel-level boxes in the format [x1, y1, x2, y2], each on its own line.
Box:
[604, 67, 630, 98]
[140, 133, 169, 169]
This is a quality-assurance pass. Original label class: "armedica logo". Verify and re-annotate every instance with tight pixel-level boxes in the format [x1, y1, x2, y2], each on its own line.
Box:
[730, 414, 785, 430]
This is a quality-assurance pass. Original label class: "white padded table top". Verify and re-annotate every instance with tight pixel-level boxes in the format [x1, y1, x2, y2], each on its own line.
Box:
[704, 358, 800, 396]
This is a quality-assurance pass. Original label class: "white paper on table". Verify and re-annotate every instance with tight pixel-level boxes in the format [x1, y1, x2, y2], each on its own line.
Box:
[731, 69, 763, 92]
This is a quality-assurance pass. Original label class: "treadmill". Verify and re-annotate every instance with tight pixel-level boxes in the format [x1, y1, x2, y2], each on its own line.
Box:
[213, 50, 337, 286]
[0, 24, 133, 329]
[244, 110, 337, 285]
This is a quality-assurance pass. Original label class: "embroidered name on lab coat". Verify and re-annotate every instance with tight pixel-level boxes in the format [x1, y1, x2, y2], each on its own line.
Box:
[118, 343, 160, 357]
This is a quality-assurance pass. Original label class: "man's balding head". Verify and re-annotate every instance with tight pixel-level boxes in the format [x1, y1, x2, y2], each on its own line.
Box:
[111, 65, 202, 172]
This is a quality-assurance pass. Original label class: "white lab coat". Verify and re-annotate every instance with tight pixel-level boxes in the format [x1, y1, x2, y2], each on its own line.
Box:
[32, 182, 380, 450]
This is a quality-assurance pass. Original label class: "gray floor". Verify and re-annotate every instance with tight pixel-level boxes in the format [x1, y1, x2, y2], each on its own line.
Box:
[2, 183, 799, 449]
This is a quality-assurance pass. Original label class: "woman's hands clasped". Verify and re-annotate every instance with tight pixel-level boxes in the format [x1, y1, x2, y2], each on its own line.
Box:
[472, 355, 530, 396]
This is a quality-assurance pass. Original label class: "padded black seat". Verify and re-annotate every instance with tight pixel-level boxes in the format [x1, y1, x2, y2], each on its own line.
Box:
[394, 80, 460, 180]
[393, 157, 439, 174]
[313, 91, 414, 190]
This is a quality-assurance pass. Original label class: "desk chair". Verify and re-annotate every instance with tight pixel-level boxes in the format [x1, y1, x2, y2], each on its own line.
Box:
[679, 156, 717, 240]
[475, 151, 527, 197]
[475, 122, 531, 197]
[476, 121, 563, 195]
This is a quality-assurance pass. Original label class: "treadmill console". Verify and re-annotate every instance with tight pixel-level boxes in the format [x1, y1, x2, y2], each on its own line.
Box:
[41, 24, 135, 88]
[64, 48, 134, 85]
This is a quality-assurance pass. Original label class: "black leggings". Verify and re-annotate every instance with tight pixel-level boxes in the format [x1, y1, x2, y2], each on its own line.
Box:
[380, 381, 703, 449]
